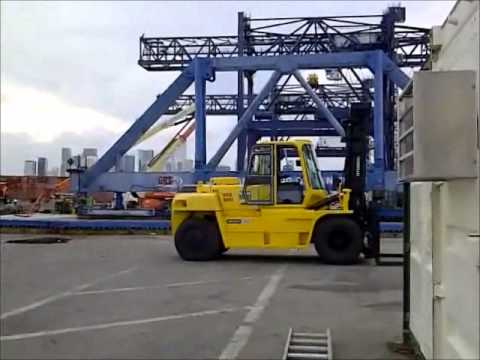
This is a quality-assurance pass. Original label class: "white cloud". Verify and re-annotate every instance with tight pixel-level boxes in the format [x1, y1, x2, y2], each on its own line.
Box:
[1, 82, 128, 142]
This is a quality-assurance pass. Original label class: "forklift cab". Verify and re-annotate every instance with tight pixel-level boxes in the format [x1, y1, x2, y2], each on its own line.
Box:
[242, 141, 328, 207]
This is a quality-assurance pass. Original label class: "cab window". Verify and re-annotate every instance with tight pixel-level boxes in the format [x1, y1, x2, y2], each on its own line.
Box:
[303, 144, 324, 189]
[243, 145, 273, 204]
[277, 145, 304, 204]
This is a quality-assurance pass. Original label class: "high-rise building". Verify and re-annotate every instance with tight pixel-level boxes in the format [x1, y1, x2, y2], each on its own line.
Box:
[85, 155, 97, 168]
[82, 148, 98, 169]
[118, 155, 135, 172]
[82, 148, 98, 158]
[24, 160, 37, 176]
[137, 149, 154, 172]
[160, 143, 188, 171]
[48, 167, 59, 176]
[174, 143, 187, 163]
[182, 159, 194, 171]
[37, 157, 48, 176]
[60, 147, 72, 176]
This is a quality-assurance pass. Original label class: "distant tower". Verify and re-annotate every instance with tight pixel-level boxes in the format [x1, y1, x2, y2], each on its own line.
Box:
[170, 143, 187, 171]
[182, 159, 194, 171]
[119, 155, 135, 172]
[37, 157, 48, 176]
[82, 148, 98, 167]
[137, 149, 154, 172]
[60, 147, 72, 176]
[85, 155, 97, 168]
[174, 143, 187, 163]
[48, 167, 59, 176]
[82, 148, 98, 158]
[24, 160, 37, 176]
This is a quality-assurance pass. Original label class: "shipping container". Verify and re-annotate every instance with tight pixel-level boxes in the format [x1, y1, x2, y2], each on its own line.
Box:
[408, 1, 479, 359]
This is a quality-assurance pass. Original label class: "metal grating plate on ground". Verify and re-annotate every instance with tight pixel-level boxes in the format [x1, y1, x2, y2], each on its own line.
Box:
[283, 328, 332, 360]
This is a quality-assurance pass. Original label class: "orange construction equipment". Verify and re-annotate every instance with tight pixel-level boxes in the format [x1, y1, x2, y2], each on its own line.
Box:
[16, 178, 70, 216]
[138, 191, 175, 211]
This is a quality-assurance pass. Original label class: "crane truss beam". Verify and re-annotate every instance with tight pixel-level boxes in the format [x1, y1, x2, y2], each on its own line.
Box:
[139, 12, 429, 71]
[165, 83, 366, 115]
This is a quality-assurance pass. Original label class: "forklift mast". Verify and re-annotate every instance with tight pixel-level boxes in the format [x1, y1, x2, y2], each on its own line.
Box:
[342, 102, 381, 259]
[342, 102, 371, 221]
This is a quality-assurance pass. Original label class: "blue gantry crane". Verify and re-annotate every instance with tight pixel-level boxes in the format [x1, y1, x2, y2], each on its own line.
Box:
[70, 6, 429, 236]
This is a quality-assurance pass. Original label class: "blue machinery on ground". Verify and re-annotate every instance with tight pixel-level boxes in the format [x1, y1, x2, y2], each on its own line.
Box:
[69, 7, 429, 235]
[0, 215, 170, 232]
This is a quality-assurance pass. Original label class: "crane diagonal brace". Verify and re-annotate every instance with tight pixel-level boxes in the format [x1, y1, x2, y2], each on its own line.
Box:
[206, 70, 283, 170]
[293, 70, 345, 137]
[81, 65, 195, 189]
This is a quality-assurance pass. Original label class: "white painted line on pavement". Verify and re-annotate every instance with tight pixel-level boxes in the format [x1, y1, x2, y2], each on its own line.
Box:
[0, 306, 249, 341]
[72, 276, 255, 296]
[73, 285, 164, 295]
[167, 276, 254, 288]
[0, 267, 136, 320]
[219, 266, 286, 360]
[219, 325, 252, 359]
[244, 270, 284, 324]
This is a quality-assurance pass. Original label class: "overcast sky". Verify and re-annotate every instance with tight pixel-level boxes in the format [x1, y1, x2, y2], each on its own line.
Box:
[1, 1, 455, 175]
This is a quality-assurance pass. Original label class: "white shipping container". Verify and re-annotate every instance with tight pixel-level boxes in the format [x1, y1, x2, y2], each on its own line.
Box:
[410, 182, 434, 358]
[409, 1, 480, 359]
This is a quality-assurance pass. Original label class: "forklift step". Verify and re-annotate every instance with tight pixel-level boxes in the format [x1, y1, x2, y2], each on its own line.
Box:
[283, 328, 332, 360]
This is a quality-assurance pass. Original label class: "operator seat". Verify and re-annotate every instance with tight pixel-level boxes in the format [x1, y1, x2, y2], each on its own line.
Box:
[277, 183, 303, 204]
[277, 167, 303, 204]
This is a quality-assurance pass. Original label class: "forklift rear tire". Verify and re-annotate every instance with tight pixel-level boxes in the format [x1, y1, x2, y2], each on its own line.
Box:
[174, 218, 221, 261]
[313, 217, 363, 265]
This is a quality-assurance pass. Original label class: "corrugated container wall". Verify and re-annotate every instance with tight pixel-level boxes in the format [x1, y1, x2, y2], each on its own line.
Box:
[409, 1, 479, 359]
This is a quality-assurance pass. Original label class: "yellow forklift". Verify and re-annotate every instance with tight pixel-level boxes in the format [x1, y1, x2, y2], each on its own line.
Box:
[171, 103, 376, 264]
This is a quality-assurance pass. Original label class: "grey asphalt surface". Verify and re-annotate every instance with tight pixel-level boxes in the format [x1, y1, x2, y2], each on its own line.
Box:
[1, 233, 406, 359]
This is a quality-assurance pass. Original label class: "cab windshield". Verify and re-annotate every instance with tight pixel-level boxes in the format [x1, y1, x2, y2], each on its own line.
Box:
[303, 144, 325, 190]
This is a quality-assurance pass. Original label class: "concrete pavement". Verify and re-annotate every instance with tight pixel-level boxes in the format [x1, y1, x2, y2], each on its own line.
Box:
[1, 233, 406, 359]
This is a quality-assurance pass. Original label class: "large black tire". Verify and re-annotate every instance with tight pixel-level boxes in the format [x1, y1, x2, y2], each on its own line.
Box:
[174, 218, 222, 261]
[313, 217, 363, 265]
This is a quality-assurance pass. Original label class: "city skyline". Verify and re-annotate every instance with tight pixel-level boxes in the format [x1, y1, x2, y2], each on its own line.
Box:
[20, 147, 160, 177]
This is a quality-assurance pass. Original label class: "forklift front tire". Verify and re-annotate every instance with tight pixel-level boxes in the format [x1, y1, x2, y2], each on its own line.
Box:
[313, 217, 363, 265]
[174, 218, 221, 261]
